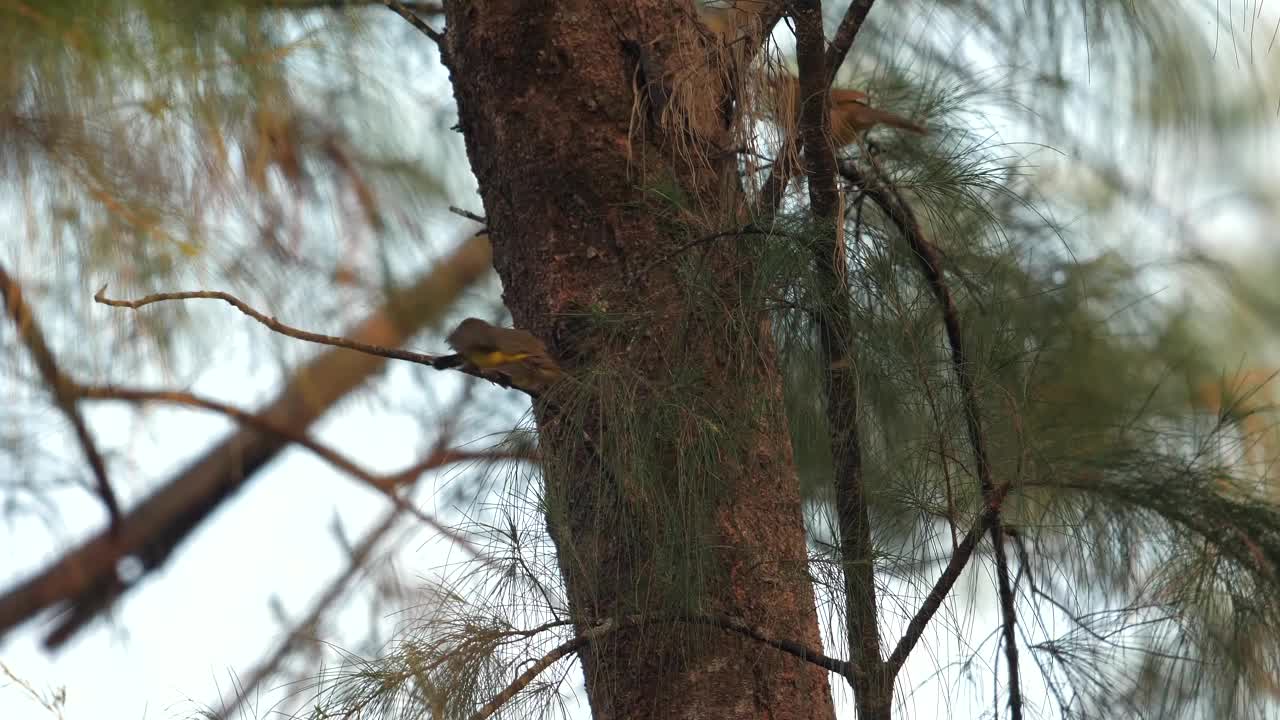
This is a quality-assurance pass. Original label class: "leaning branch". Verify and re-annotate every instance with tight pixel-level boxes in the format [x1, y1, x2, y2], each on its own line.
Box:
[0, 262, 119, 531]
[884, 481, 1012, 674]
[35, 384, 507, 648]
[222, 504, 405, 720]
[824, 0, 876, 86]
[468, 628, 595, 720]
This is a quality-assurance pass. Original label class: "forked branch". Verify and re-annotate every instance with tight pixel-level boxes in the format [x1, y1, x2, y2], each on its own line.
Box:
[759, 0, 878, 212]
[841, 157, 1023, 718]
[23, 382, 512, 648]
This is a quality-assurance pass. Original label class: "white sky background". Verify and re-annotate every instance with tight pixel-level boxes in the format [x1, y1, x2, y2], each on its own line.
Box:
[3, 2, 1280, 719]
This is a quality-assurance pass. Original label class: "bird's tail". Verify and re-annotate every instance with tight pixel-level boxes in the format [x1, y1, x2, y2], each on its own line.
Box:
[840, 102, 929, 135]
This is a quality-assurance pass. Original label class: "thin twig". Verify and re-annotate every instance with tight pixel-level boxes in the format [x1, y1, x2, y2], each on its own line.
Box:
[93, 285, 531, 392]
[0, 660, 64, 719]
[95, 286, 446, 368]
[639, 227, 778, 273]
[273, 0, 443, 12]
[223, 373, 525, 717]
[0, 263, 119, 532]
[383, 0, 444, 43]
[448, 205, 487, 225]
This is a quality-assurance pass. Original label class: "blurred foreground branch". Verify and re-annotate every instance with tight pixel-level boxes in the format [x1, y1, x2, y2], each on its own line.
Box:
[0, 262, 119, 532]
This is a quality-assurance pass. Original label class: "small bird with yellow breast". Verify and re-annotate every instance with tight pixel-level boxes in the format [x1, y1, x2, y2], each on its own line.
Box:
[446, 317, 564, 393]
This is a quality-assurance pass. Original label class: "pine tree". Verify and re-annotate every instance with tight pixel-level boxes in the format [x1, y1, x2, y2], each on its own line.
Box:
[3, 2, 1280, 719]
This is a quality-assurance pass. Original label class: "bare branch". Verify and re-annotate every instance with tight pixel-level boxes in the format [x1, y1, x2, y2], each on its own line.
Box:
[93, 282, 534, 393]
[95, 286, 447, 369]
[0, 262, 119, 531]
[221, 373, 523, 719]
[448, 206, 487, 224]
[267, 0, 443, 12]
[824, 0, 876, 85]
[38, 383, 508, 648]
[663, 612, 858, 679]
[383, 0, 444, 43]
[759, 0, 877, 212]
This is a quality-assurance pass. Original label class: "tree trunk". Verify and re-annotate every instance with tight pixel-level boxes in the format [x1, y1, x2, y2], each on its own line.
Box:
[442, 2, 837, 718]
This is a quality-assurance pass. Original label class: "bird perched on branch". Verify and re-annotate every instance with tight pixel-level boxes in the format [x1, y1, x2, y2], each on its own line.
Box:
[697, 3, 928, 145]
[769, 74, 929, 146]
[446, 317, 563, 393]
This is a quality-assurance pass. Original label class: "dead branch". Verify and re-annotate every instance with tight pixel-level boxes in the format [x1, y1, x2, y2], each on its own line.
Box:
[270, 0, 443, 12]
[93, 282, 520, 390]
[221, 504, 405, 720]
[447, 205, 487, 225]
[94, 286, 444, 369]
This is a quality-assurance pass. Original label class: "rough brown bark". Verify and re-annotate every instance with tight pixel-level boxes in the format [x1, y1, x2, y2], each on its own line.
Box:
[441, 1, 836, 718]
